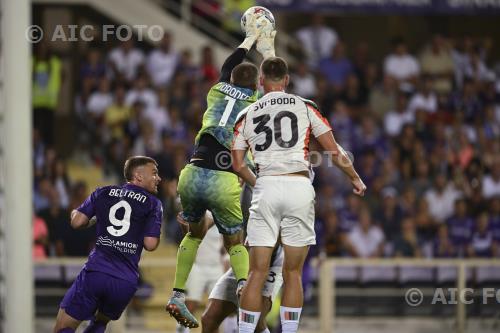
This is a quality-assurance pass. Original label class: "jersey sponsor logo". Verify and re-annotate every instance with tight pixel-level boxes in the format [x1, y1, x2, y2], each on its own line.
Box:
[97, 236, 139, 254]
[109, 188, 147, 203]
[253, 97, 296, 111]
[218, 83, 251, 100]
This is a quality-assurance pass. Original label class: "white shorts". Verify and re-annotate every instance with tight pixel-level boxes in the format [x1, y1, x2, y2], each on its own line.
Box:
[208, 266, 283, 306]
[186, 263, 224, 302]
[247, 176, 316, 247]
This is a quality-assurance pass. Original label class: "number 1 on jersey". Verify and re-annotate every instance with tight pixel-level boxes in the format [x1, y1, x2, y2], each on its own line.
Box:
[219, 96, 236, 126]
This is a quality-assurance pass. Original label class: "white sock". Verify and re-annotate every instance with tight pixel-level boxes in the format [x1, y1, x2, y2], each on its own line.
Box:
[238, 309, 260, 333]
[259, 328, 271, 333]
[222, 315, 238, 333]
[280, 306, 302, 333]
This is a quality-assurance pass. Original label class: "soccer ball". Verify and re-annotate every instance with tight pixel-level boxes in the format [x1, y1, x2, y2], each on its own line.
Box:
[240, 6, 276, 35]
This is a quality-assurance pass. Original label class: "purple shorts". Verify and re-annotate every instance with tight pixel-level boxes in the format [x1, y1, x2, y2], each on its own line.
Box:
[60, 269, 137, 321]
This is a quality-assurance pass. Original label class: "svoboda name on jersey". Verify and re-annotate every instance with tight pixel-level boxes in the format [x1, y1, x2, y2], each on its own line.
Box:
[253, 97, 296, 111]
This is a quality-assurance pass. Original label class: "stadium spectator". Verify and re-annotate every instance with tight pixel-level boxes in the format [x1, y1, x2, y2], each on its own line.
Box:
[51, 159, 70, 209]
[318, 41, 353, 93]
[407, 76, 438, 116]
[425, 173, 462, 223]
[464, 46, 494, 84]
[104, 85, 132, 140]
[419, 34, 455, 94]
[346, 209, 385, 258]
[374, 187, 403, 242]
[468, 212, 495, 257]
[33, 214, 49, 261]
[295, 14, 338, 68]
[482, 159, 500, 199]
[448, 78, 482, 122]
[393, 218, 422, 257]
[38, 191, 68, 256]
[384, 93, 413, 137]
[328, 102, 354, 149]
[414, 198, 438, 242]
[80, 48, 106, 91]
[339, 73, 368, 113]
[290, 62, 317, 99]
[383, 37, 420, 89]
[87, 77, 113, 117]
[55, 182, 95, 256]
[321, 212, 342, 257]
[146, 32, 179, 88]
[369, 74, 397, 121]
[108, 39, 145, 83]
[32, 41, 63, 145]
[33, 177, 54, 213]
[489, 198, 500, 249]
[145, 89, 172, 136]
[433, 224, 456, 257]
[177, 49, 199, 81]
[411, 160, 432, 197]
[126, 74, 158, 114]
[446, 198, 474, 257]
[200, 45, 219, 84]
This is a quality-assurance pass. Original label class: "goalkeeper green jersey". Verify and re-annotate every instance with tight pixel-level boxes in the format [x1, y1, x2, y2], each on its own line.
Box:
[195, 81, 259, 150]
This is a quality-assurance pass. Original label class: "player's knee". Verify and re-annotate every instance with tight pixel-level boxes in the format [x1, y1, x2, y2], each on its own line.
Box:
[223, 231, 243, 249]
[282, 267, 302, 282]
[248, 268, 269, 284]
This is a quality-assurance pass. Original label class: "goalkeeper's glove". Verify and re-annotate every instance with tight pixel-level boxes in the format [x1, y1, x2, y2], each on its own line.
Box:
[239, 15, 259, 51]
[256, 28, 277, 59]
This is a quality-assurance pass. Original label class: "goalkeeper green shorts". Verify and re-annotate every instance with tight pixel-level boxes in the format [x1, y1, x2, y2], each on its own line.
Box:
[177, 164, 243, 235]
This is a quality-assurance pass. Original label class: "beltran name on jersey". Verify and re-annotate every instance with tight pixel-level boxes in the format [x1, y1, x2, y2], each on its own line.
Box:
[77, 183, 163, 284]
[233, 91, 332, 177]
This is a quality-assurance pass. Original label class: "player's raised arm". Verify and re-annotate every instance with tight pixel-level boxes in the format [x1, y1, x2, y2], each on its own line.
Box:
[316, 131, 366, 196]
[304, 100, 366, 196]
[219, 16, 259, 83]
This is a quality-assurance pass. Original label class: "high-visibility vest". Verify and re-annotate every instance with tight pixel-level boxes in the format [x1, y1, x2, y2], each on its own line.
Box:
[32, 56, 62, 109]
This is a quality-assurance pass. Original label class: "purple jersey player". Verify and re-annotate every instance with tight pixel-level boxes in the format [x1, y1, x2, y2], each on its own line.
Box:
[54, 156, 163, 333]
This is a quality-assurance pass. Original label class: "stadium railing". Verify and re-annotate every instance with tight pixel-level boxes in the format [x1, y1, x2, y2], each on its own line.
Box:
[319, 258, 500, 333]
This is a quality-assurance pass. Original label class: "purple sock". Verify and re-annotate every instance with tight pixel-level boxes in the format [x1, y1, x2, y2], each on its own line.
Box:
[57, 329, 75, 333]
[82, 320, 107, 333]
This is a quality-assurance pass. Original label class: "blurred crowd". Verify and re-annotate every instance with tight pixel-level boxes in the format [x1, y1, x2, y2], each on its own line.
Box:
[31, 14, 500, 262]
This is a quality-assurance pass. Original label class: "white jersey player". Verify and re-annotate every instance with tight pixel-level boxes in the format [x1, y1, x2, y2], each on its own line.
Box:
[232, 57, 366, 333]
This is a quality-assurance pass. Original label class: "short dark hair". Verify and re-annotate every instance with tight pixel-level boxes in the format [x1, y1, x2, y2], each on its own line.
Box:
[231, 63, 259, 90]
[123, 156, 158, 181]
[261, 57, 288, 82]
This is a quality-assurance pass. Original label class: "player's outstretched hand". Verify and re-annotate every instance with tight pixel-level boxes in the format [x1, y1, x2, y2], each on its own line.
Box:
[256, 29, 276, 59]
[245, 15, 259, 43]
[239, 15, 259, 50]
[351, 177, 367, 197]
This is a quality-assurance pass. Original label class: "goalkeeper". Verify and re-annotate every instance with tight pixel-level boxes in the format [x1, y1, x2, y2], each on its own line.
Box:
[166, 15, 276, 329]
